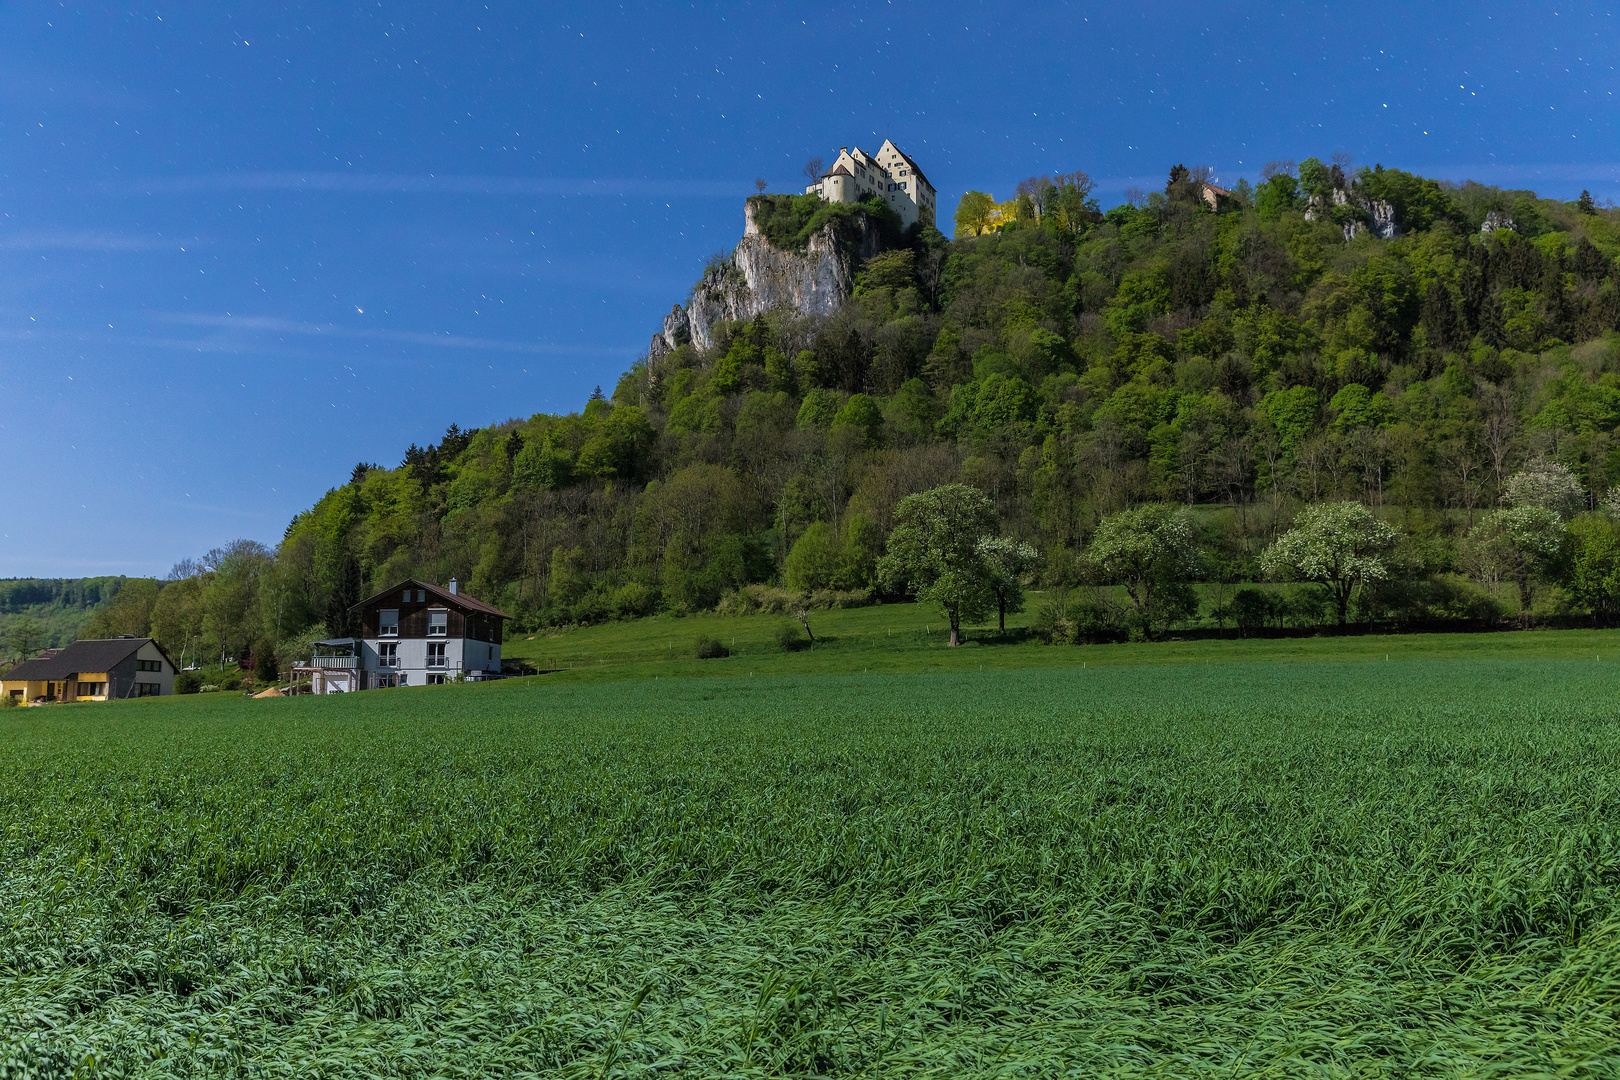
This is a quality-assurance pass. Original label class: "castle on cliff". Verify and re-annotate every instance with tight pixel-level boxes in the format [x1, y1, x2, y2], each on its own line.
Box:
[806, 140, 936, 230]
[646, 140, 935, 364]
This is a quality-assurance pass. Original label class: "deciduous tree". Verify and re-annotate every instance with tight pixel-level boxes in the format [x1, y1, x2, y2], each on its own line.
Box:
[1260, 502, 1399, 629]
[1086, 503, 1201, 640]
[878, 484, 998, 646]
[1462, 506, 1566, 621]
[978, 536, 1040, 631]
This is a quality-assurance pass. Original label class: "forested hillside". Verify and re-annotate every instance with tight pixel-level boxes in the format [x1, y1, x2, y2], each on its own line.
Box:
[70, 159, 1620, 663]
[0, 577, 152, 663]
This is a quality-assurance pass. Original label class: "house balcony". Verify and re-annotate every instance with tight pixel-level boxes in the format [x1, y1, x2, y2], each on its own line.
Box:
[304, 655, 359, 670]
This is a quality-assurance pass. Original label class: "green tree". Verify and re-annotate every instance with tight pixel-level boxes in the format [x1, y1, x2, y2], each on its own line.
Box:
[1260, 502, 1400, 629]
[1086, 504, 1201, 640]
[857, 250, 917, 293]
[1565, 515, 1620, 623]
[953, 190, 996, 238]
[978, 536, 1040, 631]
[150, 576, 206, 667]
[784, 522, 838, 592]
[79, 578, 161, 640]
[832, 393, 884, 445]
[6, 615, 44, 663]
[1461, 506, 1566, 621]
[877, 484, 999, 646]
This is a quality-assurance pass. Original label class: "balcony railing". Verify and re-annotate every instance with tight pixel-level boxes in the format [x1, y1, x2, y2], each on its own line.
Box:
[304, 655, 358, 669]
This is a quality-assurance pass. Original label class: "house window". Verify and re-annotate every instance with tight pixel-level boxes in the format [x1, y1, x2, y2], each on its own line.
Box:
[427, 642, 446, 667]
[135, 682, 160, 697]
[378, 642, 398, 667]
[402, 590, 411, 602]
[136, 659, 162, 672]
[426, 673, 447, 685]
[379, 609, 399, 637]
[77, 681, 106, 697]
[418, 590, 426, 601]
[428, 610, 448, 637]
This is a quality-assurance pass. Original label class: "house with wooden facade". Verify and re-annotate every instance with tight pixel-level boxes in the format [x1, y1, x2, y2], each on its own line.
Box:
[3, 637, 177, 704]
[292, 578, 508, 692]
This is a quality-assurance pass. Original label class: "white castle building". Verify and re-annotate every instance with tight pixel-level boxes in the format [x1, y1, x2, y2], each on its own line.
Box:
[806, 140, 936, 230]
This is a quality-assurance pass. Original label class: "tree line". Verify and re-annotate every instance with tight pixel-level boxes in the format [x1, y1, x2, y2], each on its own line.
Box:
[19, 156, 1620, 668]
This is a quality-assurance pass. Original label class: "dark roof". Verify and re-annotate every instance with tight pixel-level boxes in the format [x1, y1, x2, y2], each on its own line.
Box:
[350, 578, 511, 619]
[4, 637, 168, 681]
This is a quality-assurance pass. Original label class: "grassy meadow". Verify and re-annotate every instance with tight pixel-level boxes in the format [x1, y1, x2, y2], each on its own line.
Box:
[5, 626, 1620, 1075]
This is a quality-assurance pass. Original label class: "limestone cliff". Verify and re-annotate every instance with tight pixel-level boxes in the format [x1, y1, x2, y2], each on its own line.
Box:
[1303, 186, 1399, 241]
[647, 200, 888, 360]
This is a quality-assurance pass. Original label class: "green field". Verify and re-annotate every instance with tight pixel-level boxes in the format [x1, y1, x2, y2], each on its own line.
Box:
[5, 632, 1620, 1076]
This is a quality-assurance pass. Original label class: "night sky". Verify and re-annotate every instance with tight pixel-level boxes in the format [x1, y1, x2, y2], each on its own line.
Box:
[2, 1, 1615, 576]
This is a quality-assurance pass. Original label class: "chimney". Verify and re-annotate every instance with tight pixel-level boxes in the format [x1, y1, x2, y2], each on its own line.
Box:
[448, 577, 458, 595]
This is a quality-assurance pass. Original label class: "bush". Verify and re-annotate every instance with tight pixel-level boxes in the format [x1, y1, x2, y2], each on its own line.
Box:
[610, 582, 660, 619]
[219, 677, 241, 692]
[775, 623, 809, 652]
[1029, 591, 1126, 644]
[1232, 588, 1279, 636]
[0, 693, 16, 708]
[694, 637, 730, 659]
[175, 671, 202, 695]
[198, 684, 221, 694]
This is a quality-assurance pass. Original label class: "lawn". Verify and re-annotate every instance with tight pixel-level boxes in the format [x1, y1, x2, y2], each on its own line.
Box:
[503, 596, 1620, 682]
[4, 640, 1620, 1075]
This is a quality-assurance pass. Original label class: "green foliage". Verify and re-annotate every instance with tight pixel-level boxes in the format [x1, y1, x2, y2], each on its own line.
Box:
[1261, 502, 1401, 626]
[1085, 504, 1201, 639]
[1461, 505, 1567, 618]
[1564, 514, 1620, 622]
[878, 484, 1001, 645]
[693, 636, 729, 659]
[227, 160, 1620, 658]
[831, 393, 884, 444]
[746, 192, 904, 251]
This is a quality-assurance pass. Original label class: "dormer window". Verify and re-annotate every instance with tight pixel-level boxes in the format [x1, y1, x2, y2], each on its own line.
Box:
[379, 609, 399, 637]
[428, 609, 448, 637]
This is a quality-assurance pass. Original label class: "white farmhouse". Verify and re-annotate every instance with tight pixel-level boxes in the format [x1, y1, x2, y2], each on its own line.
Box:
[806, 140, 936, 230]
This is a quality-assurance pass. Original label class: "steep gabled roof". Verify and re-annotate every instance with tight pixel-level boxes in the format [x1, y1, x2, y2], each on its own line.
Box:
[350, 578, 511, 619]
[821, 163, 854, 180]
[4, 637, 171, 681]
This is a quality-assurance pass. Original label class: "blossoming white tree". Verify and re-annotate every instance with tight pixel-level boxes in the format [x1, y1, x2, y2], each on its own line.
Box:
[1260, 501, 1400, 629]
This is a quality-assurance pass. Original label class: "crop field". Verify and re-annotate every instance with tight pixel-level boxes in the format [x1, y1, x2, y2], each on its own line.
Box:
[5, 646, 1620, 1076]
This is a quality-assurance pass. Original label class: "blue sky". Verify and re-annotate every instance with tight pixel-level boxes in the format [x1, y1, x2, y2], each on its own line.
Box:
[2, 1, 1615, 577]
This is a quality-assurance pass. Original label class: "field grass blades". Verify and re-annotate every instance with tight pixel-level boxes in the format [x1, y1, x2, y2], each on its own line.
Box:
[4, 647, 1620, 1075]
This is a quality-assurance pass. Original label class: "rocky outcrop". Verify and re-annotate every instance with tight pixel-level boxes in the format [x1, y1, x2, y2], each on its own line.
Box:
[648, 305, 690, 358]
[1306, 188, 1399, 240]
[647, 200, 889, 362]
[1481, 210, 1516, 234]
[1368, 199, 1398, 240]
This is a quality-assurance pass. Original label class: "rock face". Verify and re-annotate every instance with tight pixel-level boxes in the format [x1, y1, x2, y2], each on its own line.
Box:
[647, 200, 888, 361]
[1306, 188, 1399, 240]
[1368, 199, 1398, 240]
[1481, 210, 1516, 234]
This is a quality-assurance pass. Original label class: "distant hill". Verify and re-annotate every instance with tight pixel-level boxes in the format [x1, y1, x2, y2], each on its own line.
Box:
[0, 577, 152, 659]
